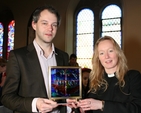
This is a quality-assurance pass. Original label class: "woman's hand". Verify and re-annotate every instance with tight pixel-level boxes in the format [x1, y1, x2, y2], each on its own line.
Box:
[77, 98, 103, 111]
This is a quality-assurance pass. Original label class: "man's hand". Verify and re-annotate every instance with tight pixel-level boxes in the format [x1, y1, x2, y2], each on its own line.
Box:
[36, 98, 58, 113]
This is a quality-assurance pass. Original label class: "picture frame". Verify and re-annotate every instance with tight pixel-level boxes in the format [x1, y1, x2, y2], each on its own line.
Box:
[48, 66, 82, 100]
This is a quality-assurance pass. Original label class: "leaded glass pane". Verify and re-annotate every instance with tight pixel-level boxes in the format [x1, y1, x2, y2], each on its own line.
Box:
[0, 22, 4, 57]
[102, 5, 121, 19]
[76, 9, 94, 68]
[101, 4, 122, 47]
[102, 18, 121, 31]
[102, 32, 121, 46]
[7, 20, 15, 58]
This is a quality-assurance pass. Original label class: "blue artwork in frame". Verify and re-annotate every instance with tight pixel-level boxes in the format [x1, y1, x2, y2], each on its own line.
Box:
[48, 66, 82, 100]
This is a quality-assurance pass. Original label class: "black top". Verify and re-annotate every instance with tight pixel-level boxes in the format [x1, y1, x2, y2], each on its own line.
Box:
[86, 70, 141, 113]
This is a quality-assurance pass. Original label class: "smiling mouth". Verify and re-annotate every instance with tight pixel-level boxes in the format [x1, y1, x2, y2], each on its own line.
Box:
[105, 60, 112, 64]
[45, 34, 52, 36]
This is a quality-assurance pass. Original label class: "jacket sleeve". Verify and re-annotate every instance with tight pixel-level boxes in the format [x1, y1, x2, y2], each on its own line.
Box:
[1, 50, 33, 112]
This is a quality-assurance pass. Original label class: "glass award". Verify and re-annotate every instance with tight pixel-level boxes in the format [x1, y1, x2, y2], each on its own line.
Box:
[48, 66, 82, 100]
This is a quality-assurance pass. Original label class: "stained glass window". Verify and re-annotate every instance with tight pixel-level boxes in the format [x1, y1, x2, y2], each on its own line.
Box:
[0, 22, 4, 57]
[7, 20, 15, 59]
[101, 4, 122, 47]
[76, 9, 94, 68]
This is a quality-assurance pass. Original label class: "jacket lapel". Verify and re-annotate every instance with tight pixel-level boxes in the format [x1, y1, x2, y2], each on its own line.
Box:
[26, 43, 47, 97]
[55, 48, 66, 66]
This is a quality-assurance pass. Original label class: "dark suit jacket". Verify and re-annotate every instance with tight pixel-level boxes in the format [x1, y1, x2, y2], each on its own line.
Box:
[1, 43, 69, 113]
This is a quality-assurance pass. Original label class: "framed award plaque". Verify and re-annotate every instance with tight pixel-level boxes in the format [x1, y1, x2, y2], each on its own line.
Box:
[48, 66, 82, 100]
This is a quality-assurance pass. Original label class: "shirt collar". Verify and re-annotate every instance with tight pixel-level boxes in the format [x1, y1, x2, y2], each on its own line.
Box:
[107, 73, 115, 78]
[33, 40, 55, 56]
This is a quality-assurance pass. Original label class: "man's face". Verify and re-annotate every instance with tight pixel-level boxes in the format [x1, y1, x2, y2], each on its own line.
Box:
[70, 58, 77, 64]
[32, 9, 58, 43]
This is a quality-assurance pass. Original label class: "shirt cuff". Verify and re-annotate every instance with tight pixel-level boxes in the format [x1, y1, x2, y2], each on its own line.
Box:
[67, 106, 72, 113]
[32, 98, 39, 112]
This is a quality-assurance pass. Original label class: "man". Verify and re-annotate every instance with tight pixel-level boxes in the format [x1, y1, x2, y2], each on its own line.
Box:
[1, 5, 69, 113]
[68, 54, 79, 66]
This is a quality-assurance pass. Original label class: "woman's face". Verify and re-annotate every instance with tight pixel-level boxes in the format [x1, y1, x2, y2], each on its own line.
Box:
[82, 72, 90, 87]
[98, 40, 118, 73]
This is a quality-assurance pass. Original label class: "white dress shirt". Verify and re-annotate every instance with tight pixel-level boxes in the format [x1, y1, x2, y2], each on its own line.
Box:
[32, 40, 72, 113]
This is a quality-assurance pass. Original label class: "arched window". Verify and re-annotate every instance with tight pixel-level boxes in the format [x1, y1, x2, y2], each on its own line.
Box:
[0, 8, 15, 59]
[76, 8, 94, 68]
[0, 20, 15, 59]
[75, 1, 122, 68]
[0, 22, 4, 57]
[7, 20, 15, 59]
[101, 4, 122, 47]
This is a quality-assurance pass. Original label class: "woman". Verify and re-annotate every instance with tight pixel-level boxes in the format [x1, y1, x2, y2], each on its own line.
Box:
[81, 68, 91, 98]
[67, 36, 141, 113]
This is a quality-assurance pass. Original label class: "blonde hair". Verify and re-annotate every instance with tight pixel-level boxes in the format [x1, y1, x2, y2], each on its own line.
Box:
[89, 36, 128, 93]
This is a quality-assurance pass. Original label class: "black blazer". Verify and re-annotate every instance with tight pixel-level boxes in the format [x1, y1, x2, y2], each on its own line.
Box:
[1, 43, 69, 113]
[86, 70, 141, 113]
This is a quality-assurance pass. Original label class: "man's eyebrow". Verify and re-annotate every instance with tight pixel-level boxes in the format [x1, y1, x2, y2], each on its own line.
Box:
[40, 20, 47, 22]
[40, 20, 58, 24]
